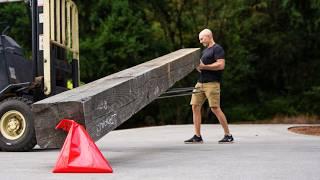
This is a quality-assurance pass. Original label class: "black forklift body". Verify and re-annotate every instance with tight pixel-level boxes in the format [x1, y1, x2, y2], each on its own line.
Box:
[0, 35, 32, 97]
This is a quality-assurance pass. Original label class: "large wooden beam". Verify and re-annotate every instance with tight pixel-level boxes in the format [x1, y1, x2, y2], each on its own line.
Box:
[32, 48, 200, 149]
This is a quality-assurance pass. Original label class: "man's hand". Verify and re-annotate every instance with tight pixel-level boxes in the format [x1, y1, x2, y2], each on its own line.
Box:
[196, 59, 205, 72]
[196, 66, 201, 72]
[198, 60, 206, 70]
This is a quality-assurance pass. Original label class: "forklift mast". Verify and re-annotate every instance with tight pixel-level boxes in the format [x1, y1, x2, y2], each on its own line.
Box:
[31, 0, 79, 96]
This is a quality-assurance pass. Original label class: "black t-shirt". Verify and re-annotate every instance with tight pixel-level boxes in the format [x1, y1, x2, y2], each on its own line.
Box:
[198, 44, 225, 83]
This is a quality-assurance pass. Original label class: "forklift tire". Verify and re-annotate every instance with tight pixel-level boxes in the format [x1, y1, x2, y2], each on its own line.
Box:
[0, 97, 37, 151]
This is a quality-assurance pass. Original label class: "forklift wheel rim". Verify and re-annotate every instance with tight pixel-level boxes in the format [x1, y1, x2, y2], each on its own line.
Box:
[0, 110, 26, 141]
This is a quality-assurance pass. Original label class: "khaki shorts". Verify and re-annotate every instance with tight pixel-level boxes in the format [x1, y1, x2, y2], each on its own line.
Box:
[190, 82, 220, 107]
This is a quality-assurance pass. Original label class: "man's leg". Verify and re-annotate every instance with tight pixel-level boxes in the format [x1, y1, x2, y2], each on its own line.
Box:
[185, 83, 205, 143]
[211, 107, 230, 135]
[192, 104, 202, 136]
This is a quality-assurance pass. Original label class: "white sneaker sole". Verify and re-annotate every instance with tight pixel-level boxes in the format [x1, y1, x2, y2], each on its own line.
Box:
[184, 141, 204, 144]
[218, 141, 234, 144]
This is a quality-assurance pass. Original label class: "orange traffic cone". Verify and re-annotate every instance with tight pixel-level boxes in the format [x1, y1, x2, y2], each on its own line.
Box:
[52, 119, 113, 173]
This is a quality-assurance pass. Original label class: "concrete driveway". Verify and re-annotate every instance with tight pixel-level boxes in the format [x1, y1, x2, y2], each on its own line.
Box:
[0, 124, 319, 180]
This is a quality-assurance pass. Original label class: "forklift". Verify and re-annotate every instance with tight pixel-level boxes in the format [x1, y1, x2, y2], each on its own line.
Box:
[0, 0, 79, 151]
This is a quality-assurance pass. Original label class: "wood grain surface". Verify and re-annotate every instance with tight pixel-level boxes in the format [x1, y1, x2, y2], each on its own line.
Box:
[32, 48, 200, 148]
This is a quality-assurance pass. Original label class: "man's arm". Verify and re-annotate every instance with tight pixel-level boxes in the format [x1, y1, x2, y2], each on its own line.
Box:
[198, 59, 225, 71]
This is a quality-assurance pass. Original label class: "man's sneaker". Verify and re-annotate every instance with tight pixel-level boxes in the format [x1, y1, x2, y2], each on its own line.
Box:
[218, 135, 234, 144]
[184, 135, 203, 144]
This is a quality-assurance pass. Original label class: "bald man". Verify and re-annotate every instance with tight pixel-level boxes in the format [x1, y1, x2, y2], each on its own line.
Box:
[184, 28, 234, 144]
